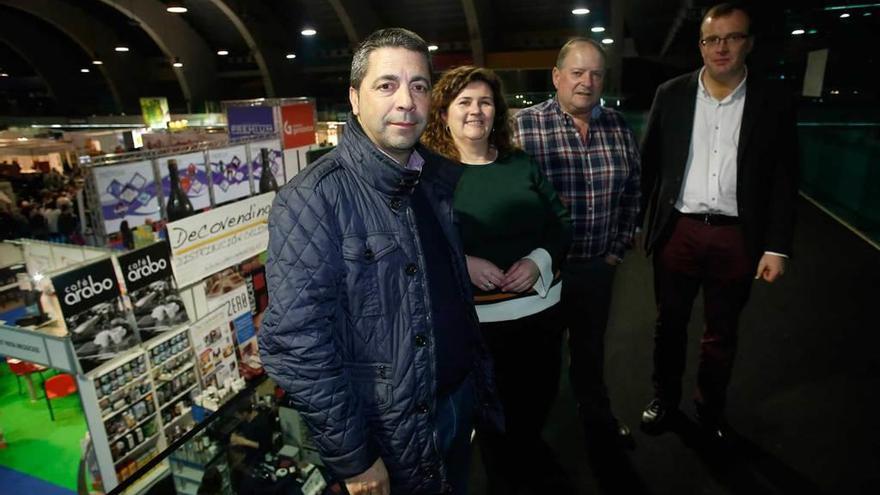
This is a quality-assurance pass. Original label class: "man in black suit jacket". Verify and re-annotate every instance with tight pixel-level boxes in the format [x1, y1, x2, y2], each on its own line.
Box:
[639, 2, 799, 439]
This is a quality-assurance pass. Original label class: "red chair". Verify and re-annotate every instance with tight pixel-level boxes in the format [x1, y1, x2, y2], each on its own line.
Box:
[44, 373, 78, 421]
[6, 357, 47, 399]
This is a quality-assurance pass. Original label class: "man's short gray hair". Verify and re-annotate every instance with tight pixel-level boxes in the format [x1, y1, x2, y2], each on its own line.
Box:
[350, 28, 432, 90]
[555, 37, 607, 68]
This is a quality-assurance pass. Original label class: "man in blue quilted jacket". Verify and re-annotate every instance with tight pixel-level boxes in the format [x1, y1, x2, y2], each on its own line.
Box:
[260, 28, 502, 495]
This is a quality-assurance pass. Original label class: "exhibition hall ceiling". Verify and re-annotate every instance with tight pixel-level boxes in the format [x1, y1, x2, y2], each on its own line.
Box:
[0, 0, 875, 116]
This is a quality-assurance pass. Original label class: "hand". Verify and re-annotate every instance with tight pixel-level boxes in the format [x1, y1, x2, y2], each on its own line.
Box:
[345, 458, 390, 495]
[466, 255, 505, 291]
[604, 254, 622, 266]
[500, 259, 539, 293]
[755, 253, 786, 283]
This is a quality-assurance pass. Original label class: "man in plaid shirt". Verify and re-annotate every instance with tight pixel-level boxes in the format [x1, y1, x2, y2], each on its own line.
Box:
[513, 37, 641, 482]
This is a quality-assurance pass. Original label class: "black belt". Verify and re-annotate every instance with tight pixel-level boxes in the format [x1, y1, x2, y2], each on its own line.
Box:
[679, 212, 740, 226]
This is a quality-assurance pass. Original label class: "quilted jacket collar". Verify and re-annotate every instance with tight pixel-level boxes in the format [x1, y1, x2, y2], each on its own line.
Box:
[339, 113, 459, 200]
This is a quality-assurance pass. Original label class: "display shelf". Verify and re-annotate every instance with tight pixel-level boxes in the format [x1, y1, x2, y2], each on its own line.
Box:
[170, 448, 225, 470]
[159, 384, 197, 411]
[151, 345, 193, 369]
[108, 412, 157, 445]
[101, 389, 154, 422]
[155, 362, 194, 385]
[113, 433, 159, 466]
[163, 408, 193, 431]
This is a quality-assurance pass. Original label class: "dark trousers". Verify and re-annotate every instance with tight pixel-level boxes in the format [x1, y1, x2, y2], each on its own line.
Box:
[435, 374, 475, 495]
[652, 216, 754, 420]
[561, 258, 618, 434]
[478, 306, 568, 494]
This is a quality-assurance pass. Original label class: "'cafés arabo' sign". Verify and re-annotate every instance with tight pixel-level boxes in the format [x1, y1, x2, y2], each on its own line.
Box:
[117, 241, 174, 292]
[51, 258, 121, 317]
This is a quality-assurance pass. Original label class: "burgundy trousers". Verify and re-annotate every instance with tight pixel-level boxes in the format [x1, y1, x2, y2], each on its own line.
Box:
[652, 215, 754, 420]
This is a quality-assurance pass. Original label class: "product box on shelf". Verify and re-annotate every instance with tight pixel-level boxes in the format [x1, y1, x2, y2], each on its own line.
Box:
[146, 325, 200, 444]
[118, 241, 190, 341]
[189, 306, 239, 390]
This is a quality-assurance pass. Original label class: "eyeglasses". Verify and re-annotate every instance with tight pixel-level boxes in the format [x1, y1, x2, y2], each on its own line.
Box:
[699, 33, 750, 47]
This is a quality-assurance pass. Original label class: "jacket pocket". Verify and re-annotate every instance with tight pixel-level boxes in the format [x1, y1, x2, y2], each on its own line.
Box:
[341, 233, 398, 317]
[345, 362, 393, 417]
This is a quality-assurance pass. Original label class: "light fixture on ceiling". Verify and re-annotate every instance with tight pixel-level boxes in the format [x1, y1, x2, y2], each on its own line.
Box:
[572, 8, 590, 15]
[81, 68, 90, 73]
[115, 46, 129, 52]
[428, 45, 439, 52]
[601, 38, 614, 44]
[591, 26, 605, 33]
[840, 12, 850, 18]
[1, 73, 10, 77]
[217, 50, 229, 56]
[172, 57, 183, 68]
[301, 28, 317, 36]
[808, 29, 819, 34]
[791, 29, 805, 35]
[286, 53, 297, 59]
[166, 1, 187, 14]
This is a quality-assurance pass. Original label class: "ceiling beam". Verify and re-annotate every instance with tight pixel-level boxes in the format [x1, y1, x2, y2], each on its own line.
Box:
[98, 0, 218, 111]
[460, 0, 486, 66]
[661, 0, 695, 57]
[327, 0, 381, 45]
[206, 0, 278, 97]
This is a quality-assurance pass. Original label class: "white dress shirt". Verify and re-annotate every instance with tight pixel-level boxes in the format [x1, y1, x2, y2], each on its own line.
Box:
[677, 67, 747, 217]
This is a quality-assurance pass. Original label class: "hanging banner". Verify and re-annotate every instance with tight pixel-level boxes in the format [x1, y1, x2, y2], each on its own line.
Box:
[93, 160, 162, 233]
[208, 145, 250, 204]
[227, 106, 275, 140]
[118, 242, 189, 340]
[158, 153, 211, 211]
[140, 97, 171, 130]
[281, 101, 317, 149]
[248, 139, 285, 188]
[50, 258, 140, 373]
[166, 192, 274, 288]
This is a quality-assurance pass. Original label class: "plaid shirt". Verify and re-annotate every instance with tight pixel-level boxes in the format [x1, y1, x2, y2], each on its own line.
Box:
[513, 98, 641, 261]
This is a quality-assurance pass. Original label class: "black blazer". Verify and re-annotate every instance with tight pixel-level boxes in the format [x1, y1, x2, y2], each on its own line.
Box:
[640, 69, 799, 264]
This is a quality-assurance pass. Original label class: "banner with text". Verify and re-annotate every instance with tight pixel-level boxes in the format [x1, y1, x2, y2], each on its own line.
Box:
[167, 192, 274, 287]
[227, 106, 275, 140]
[281, 101, 317, 149]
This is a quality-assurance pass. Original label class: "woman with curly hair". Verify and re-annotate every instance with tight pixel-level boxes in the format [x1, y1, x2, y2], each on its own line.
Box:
[422, 66, 573, 494]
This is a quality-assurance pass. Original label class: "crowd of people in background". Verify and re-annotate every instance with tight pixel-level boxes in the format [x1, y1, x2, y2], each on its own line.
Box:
[0, 166, 84, 243]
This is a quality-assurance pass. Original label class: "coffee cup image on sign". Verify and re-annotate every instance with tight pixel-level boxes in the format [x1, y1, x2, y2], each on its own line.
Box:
[132, 279, 188, 339]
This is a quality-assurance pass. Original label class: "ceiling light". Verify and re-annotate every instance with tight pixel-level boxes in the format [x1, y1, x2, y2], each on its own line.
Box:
[172, 57, 183, 68]
[840, 13, 850, 18]
[791, 29, 805, 35]
[93, 59, 103, 65]
[217, 50, 229, 56]
[572, 8, 590, 15]
[166, 2, 187, 13]
[591, 26, 606, 33]
[115, 46, 129, 52]
[865, 12, 873, 16]
[301, 28, 317, 36]
[0, 73, 8, 77]
[808, 29, 819, 34]
[428, 45, 439, 52]
[286, 53, 296, 59]
[80, 68, 90, 73]
[601, 38, 614, 44]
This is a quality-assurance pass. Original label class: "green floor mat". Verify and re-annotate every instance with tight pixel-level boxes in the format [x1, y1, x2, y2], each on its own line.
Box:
[0, 364, 87, 492]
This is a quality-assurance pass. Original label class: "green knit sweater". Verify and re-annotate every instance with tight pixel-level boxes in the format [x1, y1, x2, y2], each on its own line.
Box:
[454, 150, 572, 274]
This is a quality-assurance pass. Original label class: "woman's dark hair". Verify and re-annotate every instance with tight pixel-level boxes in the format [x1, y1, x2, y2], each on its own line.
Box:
[421, 66, 515, 162]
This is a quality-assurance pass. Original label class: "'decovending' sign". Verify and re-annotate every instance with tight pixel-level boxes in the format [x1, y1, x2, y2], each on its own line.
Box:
[167, 192, 274, 287]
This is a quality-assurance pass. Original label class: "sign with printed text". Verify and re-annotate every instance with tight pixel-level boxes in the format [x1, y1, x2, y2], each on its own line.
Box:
[0, 329, 49, 364]
[281, 101, 316, 149]
[50, 258, 121, 318]
[227, 106, 275, 139]
[189, 307, 238, 389]
[167, 192, 274, 287]
[117, 242, 173, 292]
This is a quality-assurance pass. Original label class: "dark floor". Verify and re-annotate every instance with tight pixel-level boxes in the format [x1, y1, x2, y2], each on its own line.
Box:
[469, 197, 880, 495]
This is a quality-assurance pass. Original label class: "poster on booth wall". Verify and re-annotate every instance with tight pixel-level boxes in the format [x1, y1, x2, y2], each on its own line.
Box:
[118, 241, 189, 342]
[50, 258, 140, 373]
[208, 145, 250, 204]
[189, 307, 238, 390]
[227, 105, 275, 140]
[93, 160, 162, 234]
[248, 139, 285, 189]
[140, 97, 171, 130]
[281, 101, 317, 149]
[203, 255, 266, 379]
[166, 192, 273, 288]
[158, 153, 211, 211]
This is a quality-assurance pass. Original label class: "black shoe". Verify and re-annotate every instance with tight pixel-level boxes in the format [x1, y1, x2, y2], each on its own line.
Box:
[640, 398, 675, 434]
